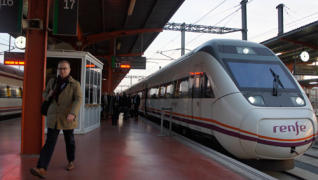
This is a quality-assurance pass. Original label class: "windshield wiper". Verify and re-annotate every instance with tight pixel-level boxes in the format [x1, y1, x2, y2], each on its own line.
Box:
[269, 68, 285, 96]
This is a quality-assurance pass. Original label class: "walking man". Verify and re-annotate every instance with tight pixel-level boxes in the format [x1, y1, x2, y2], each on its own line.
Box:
[30, 60, 83, 178]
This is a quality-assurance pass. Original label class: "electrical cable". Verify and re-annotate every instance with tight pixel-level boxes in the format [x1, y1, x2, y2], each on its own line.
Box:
[250, 10, 318, 41]
[193, 0, 226, 24]
[186, 6, 241, 47]
[153, 0, 232, 59]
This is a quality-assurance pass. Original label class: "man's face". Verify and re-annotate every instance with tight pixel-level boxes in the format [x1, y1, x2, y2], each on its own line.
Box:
[58, 62, 71, 78]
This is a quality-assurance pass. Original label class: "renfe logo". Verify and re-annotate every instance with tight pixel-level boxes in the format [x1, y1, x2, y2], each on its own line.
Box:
[273, 122, 306, 135]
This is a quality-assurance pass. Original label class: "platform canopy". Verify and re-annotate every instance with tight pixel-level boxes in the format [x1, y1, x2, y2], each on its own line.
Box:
[48, 0, 184, 57]
[262, 20, 318, 64]
[46, 0, 184, 90]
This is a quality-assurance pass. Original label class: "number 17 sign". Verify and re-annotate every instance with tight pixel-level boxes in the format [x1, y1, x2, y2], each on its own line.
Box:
[53, 0, 78, 35]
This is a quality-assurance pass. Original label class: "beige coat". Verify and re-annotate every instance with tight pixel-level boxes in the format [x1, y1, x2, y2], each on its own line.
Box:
[43, 76, 83, 130]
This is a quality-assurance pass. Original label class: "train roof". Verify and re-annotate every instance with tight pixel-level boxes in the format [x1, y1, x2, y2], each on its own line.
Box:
[125, 39, 275, 93]
[195, 39, 266, 50]
[0, 63, 24, 77]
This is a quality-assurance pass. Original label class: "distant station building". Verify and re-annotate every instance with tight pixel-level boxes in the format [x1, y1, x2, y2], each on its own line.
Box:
[262, 20, 318, 114]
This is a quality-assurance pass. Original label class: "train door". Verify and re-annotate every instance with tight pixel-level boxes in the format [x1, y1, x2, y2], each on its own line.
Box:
[190, 72, 204, 122]
[175, 77, 191, 120]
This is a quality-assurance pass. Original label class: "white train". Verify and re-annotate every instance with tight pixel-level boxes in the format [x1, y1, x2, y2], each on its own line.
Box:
[125, 39, 317, 162]
[0, 64, 23, 118]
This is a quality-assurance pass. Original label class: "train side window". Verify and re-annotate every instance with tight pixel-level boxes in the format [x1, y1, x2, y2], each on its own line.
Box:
[149, 88, 159, 98]
[6, 86, 11, 97]
[11, 88, 18, 98]
[179, 79, 189, 98]
[159, 86, 166, 98]
[190, 74, 202, 98]
[138, 92, 143, 99]
[18, 87, 23, 98]
[0, 86, 7, 98]
[166, 83, 174, 98]
[204, 75, 215, 98]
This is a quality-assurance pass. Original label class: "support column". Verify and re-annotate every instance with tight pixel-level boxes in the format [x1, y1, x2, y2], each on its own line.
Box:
[276, 4, 285, 35]
[102, 64, 108, 94]
[181, 23, 185, 56]
[241, 0, 248, 40]
[21, 0, 49, 154]
[107, 58, 113, 93]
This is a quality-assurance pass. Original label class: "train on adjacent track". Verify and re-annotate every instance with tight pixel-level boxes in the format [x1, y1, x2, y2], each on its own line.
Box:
[0, 63, 23, 118]
[125, 39, 317, 165]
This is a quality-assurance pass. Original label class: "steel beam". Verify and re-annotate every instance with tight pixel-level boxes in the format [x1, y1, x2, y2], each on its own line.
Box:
[21, 0, 49, 154]
[84, 28, 163, 48]
[164, 22, 242, 34]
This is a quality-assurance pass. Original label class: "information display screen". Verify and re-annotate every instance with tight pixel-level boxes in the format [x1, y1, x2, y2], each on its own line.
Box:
[0, 0, 23, 33]
[53, 0, 78, 35]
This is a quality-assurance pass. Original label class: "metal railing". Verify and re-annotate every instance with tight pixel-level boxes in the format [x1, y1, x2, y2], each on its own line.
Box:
[158, 107, 173, 136]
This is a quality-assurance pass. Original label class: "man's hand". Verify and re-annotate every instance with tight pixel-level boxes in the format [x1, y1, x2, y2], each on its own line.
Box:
[48, 90, 54, 98]
[67, 114, 75, 122]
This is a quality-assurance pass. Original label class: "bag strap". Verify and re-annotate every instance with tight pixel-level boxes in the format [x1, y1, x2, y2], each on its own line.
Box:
[51, 77, 57, 90]
[48, 78, 57, 102]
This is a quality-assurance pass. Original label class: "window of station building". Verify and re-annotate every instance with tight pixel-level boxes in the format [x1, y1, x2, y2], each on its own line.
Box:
[85, 60, 91, 104]
[149, 87, 159, 98]
[159, 86, 166, 98]
[85, 60, 100, 105]
[96, 67, 101, 104]
[166, 83, 174, 98]
[92, 70, 98, 104]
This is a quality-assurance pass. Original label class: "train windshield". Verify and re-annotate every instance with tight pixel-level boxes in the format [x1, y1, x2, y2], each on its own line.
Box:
[226, 60, 297, 90]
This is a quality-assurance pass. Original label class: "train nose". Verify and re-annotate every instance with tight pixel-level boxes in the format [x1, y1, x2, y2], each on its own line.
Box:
[240, 109, 316, 159]
[256, 118, 314, 159]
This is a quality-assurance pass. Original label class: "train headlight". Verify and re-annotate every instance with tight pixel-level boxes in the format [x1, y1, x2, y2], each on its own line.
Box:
[248, 96, 265, 106]
[291, 97, 305, 106]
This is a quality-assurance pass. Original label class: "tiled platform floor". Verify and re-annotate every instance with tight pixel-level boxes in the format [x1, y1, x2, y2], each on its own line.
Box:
[0, 116, 245, 180]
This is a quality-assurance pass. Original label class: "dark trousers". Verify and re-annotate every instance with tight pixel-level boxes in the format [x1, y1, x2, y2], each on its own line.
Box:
[37, 128, 75, 170]
[112, 107, 119, 125]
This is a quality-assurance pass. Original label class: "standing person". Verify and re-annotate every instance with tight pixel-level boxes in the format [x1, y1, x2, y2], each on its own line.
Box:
[133, 94, 140, 118]
[30, 60, 83, 178]
[120, 92, 130, 120]
[112, 93, 120, 125]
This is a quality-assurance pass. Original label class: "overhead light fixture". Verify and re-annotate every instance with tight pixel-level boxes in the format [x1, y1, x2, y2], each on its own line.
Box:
[300, 51, 309, 62]
[309, 82, 318, 85]
[117, 42, 121, 50]
[127, 0, 136, 16]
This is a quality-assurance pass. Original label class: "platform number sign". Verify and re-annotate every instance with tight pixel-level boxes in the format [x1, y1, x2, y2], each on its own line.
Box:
[0, 0, 23, 33]
[53, 0, 78, 35]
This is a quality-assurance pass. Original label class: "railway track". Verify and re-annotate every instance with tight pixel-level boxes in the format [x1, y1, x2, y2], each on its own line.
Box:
[249, 144, 318, 180]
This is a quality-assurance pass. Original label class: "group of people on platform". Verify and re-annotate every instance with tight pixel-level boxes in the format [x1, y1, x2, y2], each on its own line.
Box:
[101, 92, 141, 125]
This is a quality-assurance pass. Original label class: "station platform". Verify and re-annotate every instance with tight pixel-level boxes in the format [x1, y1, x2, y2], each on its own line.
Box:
[0, 116, 246, 180]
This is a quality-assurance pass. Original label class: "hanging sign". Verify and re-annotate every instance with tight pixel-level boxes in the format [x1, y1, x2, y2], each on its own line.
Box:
[53, 0, 78, 35]
[0, 0, 23, 33]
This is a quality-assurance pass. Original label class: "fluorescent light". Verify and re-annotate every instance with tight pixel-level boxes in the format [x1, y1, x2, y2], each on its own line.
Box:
[128, 0, 136, 16]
